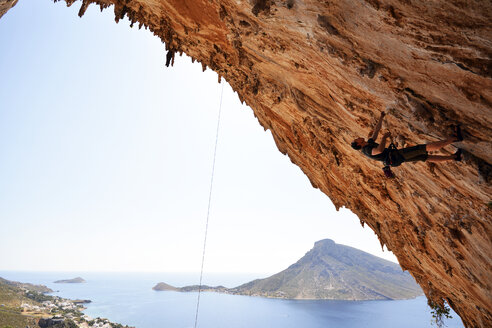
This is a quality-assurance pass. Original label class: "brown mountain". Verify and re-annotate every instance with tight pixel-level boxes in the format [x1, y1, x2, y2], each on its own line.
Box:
[154, 239, 422, 300]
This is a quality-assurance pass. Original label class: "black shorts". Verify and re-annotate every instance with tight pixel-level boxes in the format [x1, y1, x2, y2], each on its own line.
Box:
[398, 144, 428, 163]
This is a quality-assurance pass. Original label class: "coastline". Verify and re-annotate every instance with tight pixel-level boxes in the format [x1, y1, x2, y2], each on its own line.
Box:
[0, 272, 464, 328]
[0, 276, 133, 328]
[152, 282, 423, 301]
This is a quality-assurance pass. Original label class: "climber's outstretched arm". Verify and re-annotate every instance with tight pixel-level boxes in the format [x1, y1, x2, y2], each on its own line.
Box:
[368, 112, 385, 140]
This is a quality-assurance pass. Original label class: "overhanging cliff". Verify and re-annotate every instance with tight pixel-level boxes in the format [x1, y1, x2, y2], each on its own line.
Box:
[3, 1, 491, 326]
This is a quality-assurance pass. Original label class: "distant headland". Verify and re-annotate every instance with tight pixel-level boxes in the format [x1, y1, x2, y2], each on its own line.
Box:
[153, 239, 423, 301]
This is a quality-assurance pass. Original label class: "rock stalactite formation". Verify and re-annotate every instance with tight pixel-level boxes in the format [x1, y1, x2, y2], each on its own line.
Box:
[0, 0, 17, 19]
[2, 1, 491, 327]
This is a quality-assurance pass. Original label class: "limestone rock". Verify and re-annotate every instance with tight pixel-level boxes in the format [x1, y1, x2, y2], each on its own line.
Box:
[3, 0, 491, 326]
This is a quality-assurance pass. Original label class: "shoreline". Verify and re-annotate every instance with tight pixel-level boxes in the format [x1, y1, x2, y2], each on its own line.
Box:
[152, 282, 424, 301]
[0, 276, 133, 328]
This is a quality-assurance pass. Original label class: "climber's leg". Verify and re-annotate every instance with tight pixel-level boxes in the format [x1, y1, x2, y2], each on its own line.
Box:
[426, 155, 455, 163]
[426, 150, 462, 163]
[399, 144, 428, 162]
[425, 125, 463, 152]
[425, 137, 456, 152]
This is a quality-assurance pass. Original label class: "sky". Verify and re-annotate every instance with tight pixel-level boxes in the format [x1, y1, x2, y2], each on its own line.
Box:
[0, 1, 397, 274]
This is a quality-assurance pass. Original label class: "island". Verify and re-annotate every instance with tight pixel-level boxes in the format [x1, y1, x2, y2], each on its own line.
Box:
[53, 277, 86, 284]
[153, 239, 423, 300]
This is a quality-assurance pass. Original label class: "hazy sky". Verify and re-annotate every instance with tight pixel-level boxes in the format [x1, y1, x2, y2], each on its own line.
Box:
[0, 1, 397, 274]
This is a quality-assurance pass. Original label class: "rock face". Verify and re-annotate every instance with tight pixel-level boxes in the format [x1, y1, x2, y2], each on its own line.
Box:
[2, 0, 491, 326]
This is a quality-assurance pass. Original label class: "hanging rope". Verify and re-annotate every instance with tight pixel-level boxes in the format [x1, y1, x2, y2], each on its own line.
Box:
[194, 81, 224, 328]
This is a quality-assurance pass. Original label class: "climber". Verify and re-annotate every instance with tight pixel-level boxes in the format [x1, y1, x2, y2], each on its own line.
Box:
[351, 111, 463, 172]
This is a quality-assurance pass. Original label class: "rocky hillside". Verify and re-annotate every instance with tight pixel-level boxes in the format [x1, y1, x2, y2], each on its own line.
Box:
[153, 239, 422, 300]
[232, 239, 422, 300]
[0, 278, 40, 328]
[1, 1, 491, 327]
[0, 277, 53, 294]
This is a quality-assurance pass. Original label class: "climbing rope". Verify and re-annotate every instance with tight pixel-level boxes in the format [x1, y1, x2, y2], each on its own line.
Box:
[194, 81, 225, 328]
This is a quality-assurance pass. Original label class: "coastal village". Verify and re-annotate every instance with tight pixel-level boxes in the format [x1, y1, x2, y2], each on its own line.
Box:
[20, 299, 125, 328]
[0, 277, 132, 328]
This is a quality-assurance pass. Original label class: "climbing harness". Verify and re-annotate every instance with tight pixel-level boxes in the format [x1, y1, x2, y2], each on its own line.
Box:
[382, 142, 398, 179]
[194, 82, 225, 328]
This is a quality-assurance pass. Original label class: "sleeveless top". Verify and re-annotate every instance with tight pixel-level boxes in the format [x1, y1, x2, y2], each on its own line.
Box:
[361, 138, 389, 162]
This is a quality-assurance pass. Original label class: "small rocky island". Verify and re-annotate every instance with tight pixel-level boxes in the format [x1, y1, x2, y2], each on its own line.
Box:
[153, 239, 423, 300]
[54, 277, 86, 284]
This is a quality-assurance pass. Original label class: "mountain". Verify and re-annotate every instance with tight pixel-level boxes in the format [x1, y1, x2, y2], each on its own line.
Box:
[153, 239, 422, 300]
[54, 277, 85, 284]
[231, 239, 422, 300]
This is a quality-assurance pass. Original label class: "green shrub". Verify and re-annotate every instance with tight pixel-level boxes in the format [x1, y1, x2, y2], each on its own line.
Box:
[429, 300, 452, 327]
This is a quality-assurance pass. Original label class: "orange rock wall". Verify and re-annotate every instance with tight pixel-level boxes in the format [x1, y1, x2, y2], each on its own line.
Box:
[5, 0, 492, 326]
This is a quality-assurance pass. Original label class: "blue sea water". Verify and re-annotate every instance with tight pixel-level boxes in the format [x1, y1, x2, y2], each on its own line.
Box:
[0, 271, 464, 328]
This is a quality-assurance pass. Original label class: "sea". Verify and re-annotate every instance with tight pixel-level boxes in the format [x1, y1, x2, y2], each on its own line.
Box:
[0, 271, 465, 328]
